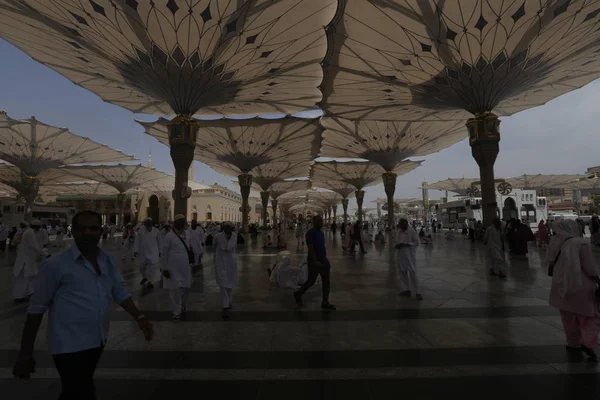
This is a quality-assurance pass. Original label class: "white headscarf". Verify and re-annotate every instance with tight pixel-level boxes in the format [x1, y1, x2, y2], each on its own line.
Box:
[547, 220, 586, 297]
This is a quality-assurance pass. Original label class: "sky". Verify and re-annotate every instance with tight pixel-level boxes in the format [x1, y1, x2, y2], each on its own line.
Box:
[0, 39, 599, 211]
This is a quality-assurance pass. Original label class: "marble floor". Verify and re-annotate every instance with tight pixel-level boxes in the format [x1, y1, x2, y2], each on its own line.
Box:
[1, 231, 600, 399]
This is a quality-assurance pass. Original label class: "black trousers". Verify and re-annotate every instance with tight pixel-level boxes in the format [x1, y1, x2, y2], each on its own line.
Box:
[53, 346, 103, 400]
[296, 258, 331, 303]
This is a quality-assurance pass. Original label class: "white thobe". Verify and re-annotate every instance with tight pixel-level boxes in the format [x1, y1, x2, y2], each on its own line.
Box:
[55, 227, 65, 246]
[13, 228, 47, 299]
[188, 227, 205, 266]
[214, 232, 238, 308]
[395, 226, 420, 294]
[35, 229, 49, 247]
[161, 230, 193, 315]
[134, 227, 162, 282]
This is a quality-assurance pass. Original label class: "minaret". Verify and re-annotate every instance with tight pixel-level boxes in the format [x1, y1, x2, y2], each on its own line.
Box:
[147, 151, 153, 168]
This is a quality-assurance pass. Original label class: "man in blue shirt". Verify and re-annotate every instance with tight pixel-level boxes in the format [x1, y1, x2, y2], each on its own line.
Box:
[294, 215, 336, 310]
[12, 210, 154, 400]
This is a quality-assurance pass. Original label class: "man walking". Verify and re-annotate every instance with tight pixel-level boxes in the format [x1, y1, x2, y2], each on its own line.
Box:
[12, 210, 153, 399]
[161, 214, 193, 321]
[294, 215, 336, 310]
[188, 219, 205, 268]
[214, 223, 238, 312]
[13, 220, 48, 302]
[395, 216, 423, 300]
[134, 217, 162, 289]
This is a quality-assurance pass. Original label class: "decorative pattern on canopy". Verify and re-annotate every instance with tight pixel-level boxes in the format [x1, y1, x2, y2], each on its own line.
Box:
[312, 180, 356, 199]
[310, 160, 420, 190]
[308, 190, 342, 207]
[140, 117, 321, 175]
[246, 161, 312, 192]
[505, 174, 588, 189]
[0, 0, 337, 116]
[322, 0, 600, 120]
[320, 117, 466, 171]
[0, 111, 134, 175]
[269, 180, 311, 200]
[59, 164, 171, 193]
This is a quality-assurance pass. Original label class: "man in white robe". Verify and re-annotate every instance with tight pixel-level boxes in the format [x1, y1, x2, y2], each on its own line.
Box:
[134, 218, 162, 289]
[214, 223, 238, 311]
[13, 220, 48, 301]
[395, 217, 422, 300]
[35, 225, 49, 248]
[188, 220, 205, 267]
[161, 215, 193, 321]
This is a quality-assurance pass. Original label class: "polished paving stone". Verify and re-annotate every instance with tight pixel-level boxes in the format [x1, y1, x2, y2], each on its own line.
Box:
[1, 231, 600, 399]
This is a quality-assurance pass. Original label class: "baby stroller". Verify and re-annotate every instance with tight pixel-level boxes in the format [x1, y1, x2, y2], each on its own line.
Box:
[267, 251, 308, 289]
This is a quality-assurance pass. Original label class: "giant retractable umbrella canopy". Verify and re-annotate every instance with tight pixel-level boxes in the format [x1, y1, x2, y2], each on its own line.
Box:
[311, 180, 356, 224]
[0, 0, 338, 223]
[310, 160, 421, 222]
[321, 117, 466, 228]
[45, 182, 119, 198]
[261, 177, 311, 229]
[0, 164, 107, 215]
[141, 117, 321, 232]
[555, 175, 600, 190]
[0, 0, 336, 117]
[423, 178, 485, 196]
[307, 190, 342, 223]
[504, 174, 587, 190]
[322, 0, 600, 225]
[59, 164, 171, 224]
[232, 160, 312, 229]
[0, 112, 133, 220]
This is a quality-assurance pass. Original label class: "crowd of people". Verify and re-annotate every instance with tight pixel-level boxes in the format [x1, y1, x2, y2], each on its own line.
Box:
[7, 209, 600, 398]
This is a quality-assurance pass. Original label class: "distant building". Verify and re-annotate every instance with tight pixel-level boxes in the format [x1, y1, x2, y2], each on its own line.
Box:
[188, 183, 244, 223]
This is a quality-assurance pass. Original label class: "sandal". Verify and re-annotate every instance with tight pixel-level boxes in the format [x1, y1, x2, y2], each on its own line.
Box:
[321, 302, 336, 310]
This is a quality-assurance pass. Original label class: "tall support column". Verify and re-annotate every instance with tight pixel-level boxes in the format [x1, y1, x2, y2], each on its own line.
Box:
[422, 180, 429, 222]
[116, 193, 127, 227]
[168, 116, 198, 219]
[468, 113, 500, 227]
[238, 174, 252, 233]
[377, 203, 382, 220]
[382, 172, 397, 230]
[333, 205, 338, 223]
[356, 190, 365, 222]
[260, 191, 270, 229]
[20, 176, 39, 223]
[342, 198, 349, 225]
[271, 199, 278, 229]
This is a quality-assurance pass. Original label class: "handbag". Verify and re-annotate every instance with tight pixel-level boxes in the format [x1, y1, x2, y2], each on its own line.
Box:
[175, 232, 195, 264]
[548, 238, 573, 277]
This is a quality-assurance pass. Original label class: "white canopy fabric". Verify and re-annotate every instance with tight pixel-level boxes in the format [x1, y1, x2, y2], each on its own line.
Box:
[311, 180, 357, 199]
[269, 180, 311, 200]
[307, 190, 342, 208]
[505, 174, 588, 189]
[310, 160, 421, 191]
[321, 0, 600, 120]
[140, 117, 322, 176]
[0, 112, 134, 175]
[240, 161, 312, 192]
[557, 175, 600, 190]
[45, 182, 119, 198]
[422, 178, 482, 195]
[59, 164, 172, 193]
[0, 0, 337, 116]
[320, 117, 467, 171]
